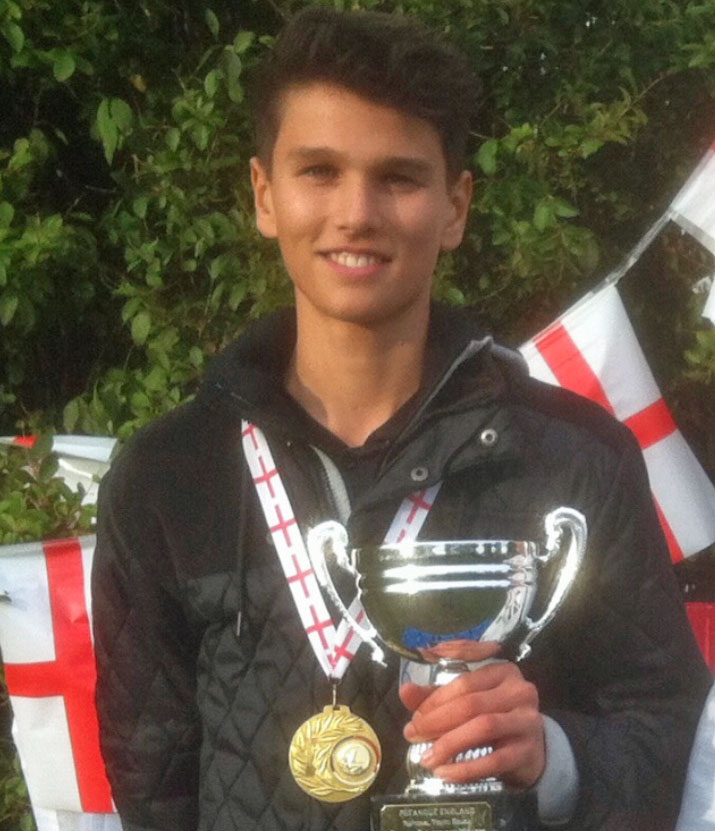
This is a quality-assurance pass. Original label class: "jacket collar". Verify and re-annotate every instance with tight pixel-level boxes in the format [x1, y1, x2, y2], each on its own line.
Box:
[201, 304, 530, 492]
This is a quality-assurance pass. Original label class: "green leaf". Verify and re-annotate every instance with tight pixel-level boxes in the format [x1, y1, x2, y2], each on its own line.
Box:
[189, 346, 204, 367]
[110, 98, 133, 133]
[477, 139, 498, 175]
[0, 292, 19, 325]
[533, 201, 553, 232]
[6, 2, 23, 21]
[121, 297, 142, 323]
[233, 31, 255, 54]
[130, 390, 151, 409]
[53, 51, 76, 82]
[553, 198, 579, 218]
[131, 311, 151, 345]
[166, 127, 180, 151]
[229, 282, 246, 311]
[191, 124, 209, 151]
[143, 365, 166, 392]
[132, 196, 149, 219]
[63, 398, 80, 431]
[0, 201, 14, 227]
[223, 50, 244, 104]
[204, 68, 220, 98]
[2, 21, 24, 53]
[96, 99, 118, 163]
[580, 138, 603, 158]
[205, 9, 220, 37]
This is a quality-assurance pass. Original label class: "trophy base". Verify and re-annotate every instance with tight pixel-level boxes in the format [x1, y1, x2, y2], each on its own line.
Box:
[371, 791, 534, 831]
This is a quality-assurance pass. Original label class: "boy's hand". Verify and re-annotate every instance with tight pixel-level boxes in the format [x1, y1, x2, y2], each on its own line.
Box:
[399, 644, 545, 790]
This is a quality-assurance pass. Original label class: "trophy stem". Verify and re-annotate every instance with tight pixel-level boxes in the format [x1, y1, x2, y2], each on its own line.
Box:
[432, 659, 469, 686]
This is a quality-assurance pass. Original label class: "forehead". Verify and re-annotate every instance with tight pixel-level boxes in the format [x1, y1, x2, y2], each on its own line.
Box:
[272, 82, 447, 172]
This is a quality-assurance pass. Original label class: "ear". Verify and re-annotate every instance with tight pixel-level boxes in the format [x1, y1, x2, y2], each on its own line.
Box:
[440, 170, 473, 252]
[250, 156, 278, 239]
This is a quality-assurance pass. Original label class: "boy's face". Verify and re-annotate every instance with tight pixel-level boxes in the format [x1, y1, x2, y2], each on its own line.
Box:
[251, 83, 472, 328]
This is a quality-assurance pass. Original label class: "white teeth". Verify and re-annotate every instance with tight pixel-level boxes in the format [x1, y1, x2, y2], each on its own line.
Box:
[328, 251, 380, 268]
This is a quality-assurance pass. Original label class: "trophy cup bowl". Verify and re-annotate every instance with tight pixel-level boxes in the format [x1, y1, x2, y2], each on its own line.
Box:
[307, 507, 587, 831]
[351, 538, 538, 662]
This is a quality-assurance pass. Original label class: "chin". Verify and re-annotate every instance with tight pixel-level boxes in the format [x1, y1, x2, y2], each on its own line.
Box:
[329, 302, 422, 329]
[300, 288, 432, 330]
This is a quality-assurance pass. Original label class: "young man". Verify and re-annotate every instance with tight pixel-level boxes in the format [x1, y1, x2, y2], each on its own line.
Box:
[92, 7, 711, 831]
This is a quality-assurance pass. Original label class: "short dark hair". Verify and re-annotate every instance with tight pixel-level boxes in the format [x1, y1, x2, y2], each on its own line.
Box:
[252, 6, 480, 180]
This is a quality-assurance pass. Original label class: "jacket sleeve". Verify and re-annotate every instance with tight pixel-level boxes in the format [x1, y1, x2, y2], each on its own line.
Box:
[545, 434, 711, 831]
[92, 443, 201, 831]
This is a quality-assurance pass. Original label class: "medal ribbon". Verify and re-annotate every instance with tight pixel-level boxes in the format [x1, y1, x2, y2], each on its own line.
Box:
[241, 420, 440, 680]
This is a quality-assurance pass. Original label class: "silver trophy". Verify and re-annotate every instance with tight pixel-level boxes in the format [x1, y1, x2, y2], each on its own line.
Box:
[307, 507, 587, 831]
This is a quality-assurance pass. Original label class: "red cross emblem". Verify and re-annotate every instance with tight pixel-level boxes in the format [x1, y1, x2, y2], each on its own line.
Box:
[405, 490, 434, 524]
[270, 504, 298, 547]
[331, 611, 365, 664]
[3, 538, 114, 811]
[305, 605, 333, 651]
[286, 554, 313, 598]
[534, 322, 681, 560]
[254, 457, 279, 498]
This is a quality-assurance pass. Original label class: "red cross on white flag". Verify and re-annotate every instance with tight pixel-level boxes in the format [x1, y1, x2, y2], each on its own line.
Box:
[520, 283, 715, 561]
[0, 536, 120, 831]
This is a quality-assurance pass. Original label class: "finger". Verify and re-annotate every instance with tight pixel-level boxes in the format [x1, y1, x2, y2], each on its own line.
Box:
[421, 708, 543, 771]
[419, 640, 502, 663]
[407, 679, 539, 741]
[432, 736, 545, 790]
[399, 681, 435, 713]
[413, 661, 528, 717]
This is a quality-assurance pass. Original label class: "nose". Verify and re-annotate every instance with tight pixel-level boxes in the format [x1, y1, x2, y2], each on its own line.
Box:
[334, 174, 380, 235]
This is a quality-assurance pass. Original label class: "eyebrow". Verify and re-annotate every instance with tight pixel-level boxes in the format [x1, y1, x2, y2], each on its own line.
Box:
[287, 146, 436, 178]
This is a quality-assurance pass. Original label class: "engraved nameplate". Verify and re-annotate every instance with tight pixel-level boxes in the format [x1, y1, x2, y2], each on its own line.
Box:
[379, 801, 492, 831]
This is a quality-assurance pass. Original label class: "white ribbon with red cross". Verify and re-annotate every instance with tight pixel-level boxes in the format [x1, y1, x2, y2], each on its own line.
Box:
[241, 420, 440, 679]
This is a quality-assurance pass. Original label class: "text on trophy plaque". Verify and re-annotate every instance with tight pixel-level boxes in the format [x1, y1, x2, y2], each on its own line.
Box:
[379, 801, 492, 831]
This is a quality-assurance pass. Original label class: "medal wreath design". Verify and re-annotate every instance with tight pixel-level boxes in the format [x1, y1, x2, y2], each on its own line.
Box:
[289, 705, 382, 802]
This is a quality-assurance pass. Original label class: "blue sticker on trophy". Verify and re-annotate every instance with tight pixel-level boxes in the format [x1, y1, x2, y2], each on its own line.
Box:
[402, 620, 493, 650]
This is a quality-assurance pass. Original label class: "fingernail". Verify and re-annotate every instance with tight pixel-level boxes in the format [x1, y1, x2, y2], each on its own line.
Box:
[404, 723, 415, 740]
[421, 748, 435, 766]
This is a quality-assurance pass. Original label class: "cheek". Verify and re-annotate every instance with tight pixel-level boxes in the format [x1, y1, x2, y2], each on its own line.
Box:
[273, 190, 323, 239]
[397, 198, 451, 246]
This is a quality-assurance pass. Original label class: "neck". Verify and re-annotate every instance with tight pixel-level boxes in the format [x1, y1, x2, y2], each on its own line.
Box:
[286, 305, 430, 447]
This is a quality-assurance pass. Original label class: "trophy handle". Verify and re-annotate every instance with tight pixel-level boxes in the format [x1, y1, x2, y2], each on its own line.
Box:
[306, 521, 386, 664]
[516, 507, 587, 662]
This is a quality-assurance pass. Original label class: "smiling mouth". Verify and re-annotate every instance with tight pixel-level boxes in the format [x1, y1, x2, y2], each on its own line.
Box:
[325, 251, 388, 268]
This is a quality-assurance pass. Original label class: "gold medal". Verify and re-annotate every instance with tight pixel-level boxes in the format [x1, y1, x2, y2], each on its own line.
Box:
[289, 705, 381, 802]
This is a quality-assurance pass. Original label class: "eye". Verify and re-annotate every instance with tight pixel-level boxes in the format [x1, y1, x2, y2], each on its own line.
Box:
[300, 164, 338, 182]
[382, 171, 422, 190]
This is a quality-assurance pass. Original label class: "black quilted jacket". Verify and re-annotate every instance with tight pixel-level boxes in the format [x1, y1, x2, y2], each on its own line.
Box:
[93, 306, 711, 831]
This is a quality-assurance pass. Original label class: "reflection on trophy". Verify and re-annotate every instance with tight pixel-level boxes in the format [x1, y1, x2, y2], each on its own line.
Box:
[307, 507, 587, 831]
